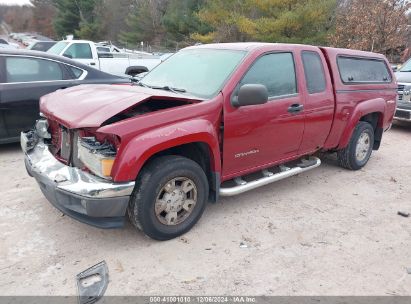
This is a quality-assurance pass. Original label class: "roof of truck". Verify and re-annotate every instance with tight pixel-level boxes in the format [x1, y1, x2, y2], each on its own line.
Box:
[186, 43, 387, 60]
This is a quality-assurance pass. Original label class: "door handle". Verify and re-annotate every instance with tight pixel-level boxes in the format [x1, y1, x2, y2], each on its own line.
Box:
[288, 104, 304, 113]
[90, 62, 96, 66]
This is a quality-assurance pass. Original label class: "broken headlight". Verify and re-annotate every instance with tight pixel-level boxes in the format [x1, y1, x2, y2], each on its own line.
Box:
[35, 119, 51, 139]
[78, 137, 117, 179]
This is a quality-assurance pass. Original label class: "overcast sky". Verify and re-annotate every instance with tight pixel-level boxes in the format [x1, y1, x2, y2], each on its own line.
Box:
[0, 0, 31, 5]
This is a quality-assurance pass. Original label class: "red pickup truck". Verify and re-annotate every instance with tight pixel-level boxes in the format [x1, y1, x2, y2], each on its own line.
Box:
[22, 43, 397, 240]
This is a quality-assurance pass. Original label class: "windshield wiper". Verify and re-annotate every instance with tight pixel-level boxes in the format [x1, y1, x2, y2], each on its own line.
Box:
[400, 70, 411, 72]
[157, 86, 187, 93]
[138, 82, 186, 93]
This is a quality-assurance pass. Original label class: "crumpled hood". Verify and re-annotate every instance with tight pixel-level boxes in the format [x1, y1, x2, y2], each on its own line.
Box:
[40, 84, 196, 129]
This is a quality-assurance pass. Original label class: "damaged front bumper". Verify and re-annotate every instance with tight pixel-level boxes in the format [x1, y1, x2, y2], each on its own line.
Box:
[21, 132, 135, 229]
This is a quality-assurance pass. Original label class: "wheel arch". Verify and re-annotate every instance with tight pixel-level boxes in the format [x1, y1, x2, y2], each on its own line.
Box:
[337, 99, 386, 150]
[111, 120, 221, 201]
[134, 142, 220, 203]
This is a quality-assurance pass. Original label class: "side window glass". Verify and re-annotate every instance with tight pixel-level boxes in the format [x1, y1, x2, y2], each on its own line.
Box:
[241, 53, 297, 98]
[6, 57, 63, 82]
[68, 66, 84, 79]
[302, 51, 327, 94]
[337, 56, 391, 83]
[64, 43, 93, 59]
[97, 47, 110, 53]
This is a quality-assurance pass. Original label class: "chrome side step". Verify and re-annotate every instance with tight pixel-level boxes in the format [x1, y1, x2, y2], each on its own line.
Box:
[219, 157, 321, 197]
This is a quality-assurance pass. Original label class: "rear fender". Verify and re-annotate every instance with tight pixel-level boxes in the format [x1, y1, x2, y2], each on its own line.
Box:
[338, 98, 385, 149]
[111, 119, 221, 182]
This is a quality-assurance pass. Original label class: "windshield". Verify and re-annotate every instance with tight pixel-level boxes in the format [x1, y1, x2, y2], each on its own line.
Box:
[399, 59, 411, 72]
[141, 49, 246, 99]
[47, 41, 69, 55]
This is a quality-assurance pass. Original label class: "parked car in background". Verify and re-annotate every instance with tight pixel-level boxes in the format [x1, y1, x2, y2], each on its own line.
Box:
[0, 49, 131, 144]
[22, 43, 396, 240]
[394, 59, 411, 121]
[27, 41, 57, 52]
[0, 38, 19, 49]
[47, 40, 167, 77]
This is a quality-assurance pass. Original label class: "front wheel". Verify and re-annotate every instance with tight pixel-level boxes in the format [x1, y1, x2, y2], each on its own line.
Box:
[127, 155, 209, 241]
[337, 121, 375, 170]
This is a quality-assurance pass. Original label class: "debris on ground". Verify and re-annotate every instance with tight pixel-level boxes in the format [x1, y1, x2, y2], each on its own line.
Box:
[397, 211, 410, 218]
[239, 242, 248, 249]
[407, 268, 411, 275]
[115, 260, 124, 273]
[76, 261, 109, 304]
[390, 177, 398, 183]
[179, 237, 190, 244]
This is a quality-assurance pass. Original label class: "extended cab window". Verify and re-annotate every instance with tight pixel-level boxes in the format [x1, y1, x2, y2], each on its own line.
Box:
[302, 51, 326, 94]
[241, 53, 297, 98]
[5, 57, 63, 83]
[64, 43, 93, 59]
[337, 56, 391, 84]
[97, 47, 110, 53]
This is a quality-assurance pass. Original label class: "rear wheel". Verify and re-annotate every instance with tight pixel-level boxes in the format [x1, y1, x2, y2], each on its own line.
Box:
[337, 121, 374, 170]
[127, 155, 209, 241]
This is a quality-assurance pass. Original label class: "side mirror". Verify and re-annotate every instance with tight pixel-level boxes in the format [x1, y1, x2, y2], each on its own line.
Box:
[391, 65, 398, 72]
[232, 84, 269, 107]
[63, 53, 73, 59]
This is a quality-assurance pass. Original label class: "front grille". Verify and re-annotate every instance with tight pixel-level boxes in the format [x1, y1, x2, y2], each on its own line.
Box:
[398, 84, 407, 102]
[60, 127, 71, 161]
[395, 110, 411, 120]
[47, 119, 72, 162]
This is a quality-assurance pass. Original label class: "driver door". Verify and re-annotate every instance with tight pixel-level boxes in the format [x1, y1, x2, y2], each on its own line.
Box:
[222, 52, 306, 178]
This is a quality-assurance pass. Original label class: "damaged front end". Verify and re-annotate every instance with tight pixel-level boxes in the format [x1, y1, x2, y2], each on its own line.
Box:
[22, 85, 203, 229]
[21, 119, 135, 229]
[78, 137, 117, 179]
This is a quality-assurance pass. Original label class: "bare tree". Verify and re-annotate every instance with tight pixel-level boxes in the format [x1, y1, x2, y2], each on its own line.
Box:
[331, 0, 410, 57]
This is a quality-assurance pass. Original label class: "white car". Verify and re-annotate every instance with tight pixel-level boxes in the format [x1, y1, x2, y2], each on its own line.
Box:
[0, 38, 19, 49]
[48, 40, 168, 77]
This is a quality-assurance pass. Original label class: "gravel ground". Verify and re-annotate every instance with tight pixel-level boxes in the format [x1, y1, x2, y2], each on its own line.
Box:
[0, 123, 410, 296]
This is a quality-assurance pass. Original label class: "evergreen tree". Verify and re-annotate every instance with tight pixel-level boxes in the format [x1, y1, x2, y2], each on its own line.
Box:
[119, 0, 168, 48]
[119, 0, 208, 50]
[52, 0, 103, 40]
[162, 0, 210, 47]
[52, 0, 81, 38]
[191, 0, 337, 45]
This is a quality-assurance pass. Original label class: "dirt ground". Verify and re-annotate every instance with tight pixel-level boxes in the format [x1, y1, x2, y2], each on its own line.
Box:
[0, 123, 410, 296]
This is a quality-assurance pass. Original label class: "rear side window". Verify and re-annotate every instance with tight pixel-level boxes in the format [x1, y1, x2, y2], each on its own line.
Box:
[241, 52, 297, 98]
[6, 57, 63, 83]
[302, 51, 326, 94]
[97, 47, 110, 53]
[64, 43, 93, 59]
[31, 42, 56, 52]
[337, 56, 391, 84]
[67, 66, 84, 79]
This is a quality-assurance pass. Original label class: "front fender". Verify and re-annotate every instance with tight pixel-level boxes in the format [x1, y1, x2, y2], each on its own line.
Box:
[338, 98, 385, 149]
[111, 119, 221, 182]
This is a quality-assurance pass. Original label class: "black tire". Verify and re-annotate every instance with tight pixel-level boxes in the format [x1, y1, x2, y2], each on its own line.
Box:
[127, 155, 209, 241]
[337, 121, 375, 170]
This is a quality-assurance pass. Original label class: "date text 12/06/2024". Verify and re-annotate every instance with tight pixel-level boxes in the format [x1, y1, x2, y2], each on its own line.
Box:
[149, 296, 257, 303]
